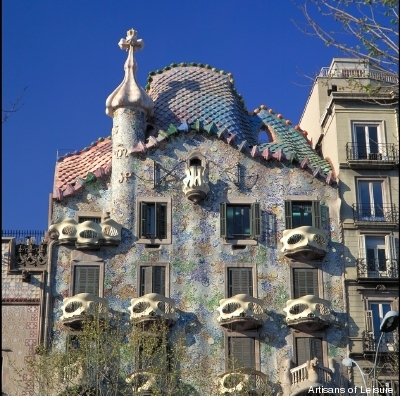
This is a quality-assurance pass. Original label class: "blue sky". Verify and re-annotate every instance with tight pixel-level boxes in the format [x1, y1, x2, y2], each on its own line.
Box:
[2, 0, 346, 231]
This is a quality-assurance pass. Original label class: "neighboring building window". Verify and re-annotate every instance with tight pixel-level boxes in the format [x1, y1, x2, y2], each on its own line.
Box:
[365, 302, 394, 352]
[358, 180, 384, 219]
[285, 201, 321, 229]
[220, 202, 261, 240]
[73, 266, 100, 296]
[137, 198, 171, 244]
[140, 266, 166, 296]
[228, 337, 255, 370]
[296, 337, 323, 366]
[357, 235, 398, 277]
[353, 124, 381, 160]
[228, 268, 253, 297]
[293, 268, 318, 298]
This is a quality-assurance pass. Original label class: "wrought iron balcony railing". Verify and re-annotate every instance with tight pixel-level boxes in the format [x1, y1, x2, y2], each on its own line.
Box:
[357, 259, 399, 279]
[362, 331, 398, 353]
[2, 230, 48, 270]
[346, 143, 398, 162]
[352, 204, 398, 223]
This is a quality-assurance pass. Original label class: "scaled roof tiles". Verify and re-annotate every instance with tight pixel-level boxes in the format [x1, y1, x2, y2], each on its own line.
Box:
[53, 64, 333, 201]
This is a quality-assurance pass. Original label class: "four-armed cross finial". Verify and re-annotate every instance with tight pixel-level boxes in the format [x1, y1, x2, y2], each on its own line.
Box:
[118, 29, 144, 52]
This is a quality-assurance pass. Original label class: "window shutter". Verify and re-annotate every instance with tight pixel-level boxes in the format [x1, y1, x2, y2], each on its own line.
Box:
[385, 235, 397, 261]
[229, 338, 255, 369]
[251, 202, 261, 238]
[358, 235, 366, 259]
[74, 266, 99, 296]
[310, 338, 323, 363]
[220, 203, 227, 238]
[296, 338, 310, 366]
[156, 203, 167, 239]
[153, 266, 165, 295]
[229, 268, 252, 296]
[142, 267, 153, 295]
[294, 269, 317, 298]
[365, 310, 373, 332]
[140, 202, 148, 238]
[312, 201, 321, 229]
[285, 201, 292, 229]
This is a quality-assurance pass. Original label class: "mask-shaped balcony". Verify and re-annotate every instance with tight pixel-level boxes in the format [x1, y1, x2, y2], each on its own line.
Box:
[280, 226, 328, 261]
[217, 294, 265, 331]
[128, 293, 178, 327]
[48, 218, 123, 249]
[218, 369, 267, 395]
[285, 358, 335, 396]
[283, 295, 332, 332]
[126, 370, 159, 396]
[60, 293, 109, 331]
[182, 165, 210, 204]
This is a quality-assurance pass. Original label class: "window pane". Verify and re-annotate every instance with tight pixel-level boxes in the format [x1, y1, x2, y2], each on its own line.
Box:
[226, 205, 251, 238]
[368, 126, 379, 153]
[359, 182, 371, 205]
[292, 202, 312, 228]
[356, 126, 367, 159]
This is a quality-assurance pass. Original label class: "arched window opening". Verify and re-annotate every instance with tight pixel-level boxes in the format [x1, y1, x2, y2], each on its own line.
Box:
[189, 157, 202, 166]
[258, 126, 272, 144]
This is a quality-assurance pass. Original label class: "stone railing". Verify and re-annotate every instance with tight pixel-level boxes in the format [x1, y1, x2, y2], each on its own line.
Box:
[290, 360, 333, 388]
[280, 226, 328, 260]
[128, 293, 177, 325]
[48, 218, 123, 248]
[61, 293, 109, 329]
[218, 368, 267, 395]
[283, 295, 332, 331]
[217, 294, 265, 331]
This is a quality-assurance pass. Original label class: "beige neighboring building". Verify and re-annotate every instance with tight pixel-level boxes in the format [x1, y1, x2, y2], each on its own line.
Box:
[300, 58, 399, 391]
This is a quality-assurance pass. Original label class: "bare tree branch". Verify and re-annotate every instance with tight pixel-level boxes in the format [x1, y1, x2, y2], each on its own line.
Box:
[292, 0, 399, 71]
[2, 86, 28, 124]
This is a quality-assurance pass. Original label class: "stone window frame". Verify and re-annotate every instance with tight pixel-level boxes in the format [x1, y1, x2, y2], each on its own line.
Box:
[220, 197, 260, 246]
[292, 331, 328, 368]
[289, 262, 324, 300]
[224, 330, 261, 371]
[137, 262, 170, 298]
[185, 149, 207, 168]
[284, 195, 322, 230]
[225, 263, 258, 298]
[136, 197, 172, 245]
[70, 261, 104, 298]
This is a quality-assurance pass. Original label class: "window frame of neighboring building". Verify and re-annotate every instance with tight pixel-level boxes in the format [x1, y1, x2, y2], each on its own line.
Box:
[292, 332, 328, 367]
[70, 261, 104, 297]
[284, 195, 322, 230]
[226, 263, 257, 298]
[136, 197, 172, 245]
[225, 331, 260, 371]
[290, 262, 323, 300]
[351, 121, 384, 160]
[137, 262, 170, 297]
[358, 233, 397, 277]
[220, 198, 261, 246]
[356, 178, 387, 220]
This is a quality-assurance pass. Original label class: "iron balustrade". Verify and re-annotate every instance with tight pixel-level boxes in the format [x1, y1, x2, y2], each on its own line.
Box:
[362, 331, 398, 353]
[346, 143, 398, 161]
[2, 230, 48, 270]
[352, 204, 398, 223]
[356, 259, 399, 279]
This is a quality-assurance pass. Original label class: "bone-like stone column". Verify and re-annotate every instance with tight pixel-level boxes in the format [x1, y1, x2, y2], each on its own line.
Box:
[105, 29, 154, 230]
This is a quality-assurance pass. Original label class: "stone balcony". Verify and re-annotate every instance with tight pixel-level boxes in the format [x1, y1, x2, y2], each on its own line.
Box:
[128, 293, 178, 327]
[182, 164, 210, 204]
[218, 369, 267, 395]
[60, 293, 109, 331]
[48, 218, 123, 249]
[280, 226, 328, 261]
[282, 358, 336, 396]
[217, 294, 265, 331]
[283, 295, 332, 332]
